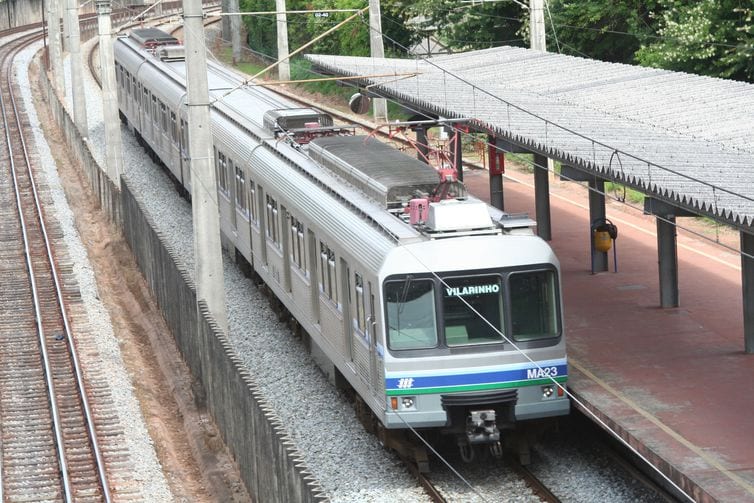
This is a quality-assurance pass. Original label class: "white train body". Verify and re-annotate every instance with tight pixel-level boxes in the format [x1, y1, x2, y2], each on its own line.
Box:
[114, 29, 569, 450]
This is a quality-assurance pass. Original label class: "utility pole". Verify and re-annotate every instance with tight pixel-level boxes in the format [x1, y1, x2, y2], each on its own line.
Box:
[529, 0, 546, 51]
[275, 0, 290, 81]
[96, 0, 122, 188]
[183, 0, 229, 333]
[65, 0, 88, 136]
[221, 0, 230, 40]
[368, 0, 387, 121]
[47, 0, 65, 94]
[230, 0, 240, 65]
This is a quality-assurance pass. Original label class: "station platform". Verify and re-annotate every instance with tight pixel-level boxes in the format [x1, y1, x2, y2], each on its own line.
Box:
[462, 166, 754, 502]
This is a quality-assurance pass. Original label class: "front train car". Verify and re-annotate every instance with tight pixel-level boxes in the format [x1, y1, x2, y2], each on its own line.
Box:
[378, 233, 568, 460]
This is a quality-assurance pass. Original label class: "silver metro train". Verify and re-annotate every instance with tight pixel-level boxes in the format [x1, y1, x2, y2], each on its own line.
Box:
[114, 28, 569, 463]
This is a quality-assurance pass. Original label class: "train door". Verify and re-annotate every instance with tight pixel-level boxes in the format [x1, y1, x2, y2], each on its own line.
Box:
[281, 206, 291, 292]
[229, 158, 237, 234]
[179, 117, 190, 189]
[308, 229, 319, 324]
[368, 283, 382, 396]
[257, 185, 267, 266]
[340, 258, 352, 361]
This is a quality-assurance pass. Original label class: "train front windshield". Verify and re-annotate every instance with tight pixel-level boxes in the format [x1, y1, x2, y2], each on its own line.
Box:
[385, 269, 560, 352]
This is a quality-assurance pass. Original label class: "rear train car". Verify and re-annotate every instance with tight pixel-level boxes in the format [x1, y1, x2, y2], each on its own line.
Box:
[114, 28, 569, 463]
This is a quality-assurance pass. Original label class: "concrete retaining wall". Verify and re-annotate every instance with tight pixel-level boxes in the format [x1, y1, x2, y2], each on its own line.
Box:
[38, 36, 328, 503]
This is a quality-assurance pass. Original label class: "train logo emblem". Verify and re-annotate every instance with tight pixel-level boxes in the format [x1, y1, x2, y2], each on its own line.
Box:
[397, 378, 415, 389]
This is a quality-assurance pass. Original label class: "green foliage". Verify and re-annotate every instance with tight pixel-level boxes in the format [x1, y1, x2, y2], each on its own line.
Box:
[548, 0, 662, 63]
[605, 182, 644, 204]
[240, 0, 414, 62]
[397, 0, 525, 51]
[635, 0, 754, 82]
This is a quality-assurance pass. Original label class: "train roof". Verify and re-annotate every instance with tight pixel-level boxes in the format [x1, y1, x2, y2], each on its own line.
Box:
[128, 28, 179, 48]
[308, 136, 442, 209]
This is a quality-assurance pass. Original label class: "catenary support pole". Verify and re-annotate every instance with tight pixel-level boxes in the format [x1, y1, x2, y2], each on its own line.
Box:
[66, 0, 88, 136]
[230, 0, 240, 65]
[529, 0, 546, 51]
[183, 0, 229, 332]
[275, 0, 290, 81]
[368, 0, 387, 122]
[47, 0, 65, 94]
[96, 0, 122, 188]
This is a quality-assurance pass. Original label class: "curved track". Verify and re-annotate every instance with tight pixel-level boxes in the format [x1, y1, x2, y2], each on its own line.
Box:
[0, 29, 111, 503]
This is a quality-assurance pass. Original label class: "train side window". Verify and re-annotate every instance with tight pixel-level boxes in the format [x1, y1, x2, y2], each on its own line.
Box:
[143, 89, 150, 117]
[170, 111, 178, 143]
[290, 216, 305, 271]
[235, 164, 248, 217]
[160, 102, 168, 131]
[216, 151, 229, 194]
[355, 273, 366, 332]
[265, 194, 280, 246]
[152, 95, 159, 124]
[248, 180, 257, 222]
[319, 242, 337, 304]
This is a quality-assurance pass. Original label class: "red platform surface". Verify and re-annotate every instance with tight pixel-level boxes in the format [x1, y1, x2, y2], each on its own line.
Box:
[462, 166, 754, 503]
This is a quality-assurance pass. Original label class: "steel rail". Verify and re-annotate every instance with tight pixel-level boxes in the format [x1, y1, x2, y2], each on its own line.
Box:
[1, 30, 112, 502]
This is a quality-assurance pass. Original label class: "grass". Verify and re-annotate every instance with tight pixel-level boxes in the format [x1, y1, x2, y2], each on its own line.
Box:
[605, 182, 644, 204]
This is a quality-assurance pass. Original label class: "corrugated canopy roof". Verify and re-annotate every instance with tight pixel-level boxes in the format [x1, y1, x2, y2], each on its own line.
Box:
[305, 46, 754, 229]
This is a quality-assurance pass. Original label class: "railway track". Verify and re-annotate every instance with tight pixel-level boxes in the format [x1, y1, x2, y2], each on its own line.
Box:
[0, 29, 112, 502]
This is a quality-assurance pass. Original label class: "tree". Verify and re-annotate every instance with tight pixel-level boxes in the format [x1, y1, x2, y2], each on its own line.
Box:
[240, 0, 414, 60]
[393, 0, 525, 52]
[635, 0, 754, 82]
[547, 0, 662, 63]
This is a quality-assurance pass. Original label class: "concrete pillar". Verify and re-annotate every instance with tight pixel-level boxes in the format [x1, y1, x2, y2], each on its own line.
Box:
[657, 216, 679, 307]
[368, 0, 388, 121]
[415, 127, 428, 162]
[275, 0, 290, 81]
[644, 198, 695, 308]
[230, 0, 240, 65]
[221, 0, 230, 40]
[66, 0, 88, 136]
[589, 178, 607, 272]
[184, 0, 229, 333]
[47, 0, 65, 95]
[96, 0, 122, 188]
[533, 153, 551, 240]
[741, 231, 754, 353]
[61, 0, 70, 51]
[529, 0, 546, 51]
[488, 134, 503, 211]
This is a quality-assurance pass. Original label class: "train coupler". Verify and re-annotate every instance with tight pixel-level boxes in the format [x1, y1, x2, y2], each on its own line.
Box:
[466, 409, 500, 445]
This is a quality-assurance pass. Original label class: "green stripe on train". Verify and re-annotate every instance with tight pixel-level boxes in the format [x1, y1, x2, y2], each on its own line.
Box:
[386, 376, 568, 396]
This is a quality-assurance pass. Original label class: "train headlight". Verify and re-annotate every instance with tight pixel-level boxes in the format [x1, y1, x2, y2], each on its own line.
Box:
[401, 396, 416, 410]
[542, 385, 554, 399]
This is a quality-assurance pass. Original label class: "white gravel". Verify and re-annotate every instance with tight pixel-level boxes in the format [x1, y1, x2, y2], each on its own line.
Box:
[13, 41, 173, 501]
